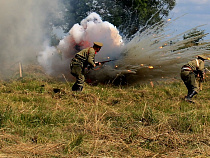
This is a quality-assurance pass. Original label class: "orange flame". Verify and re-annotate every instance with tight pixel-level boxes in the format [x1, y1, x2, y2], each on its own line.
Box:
[148, 66, 154, 69]
[150, 81, 154, 88]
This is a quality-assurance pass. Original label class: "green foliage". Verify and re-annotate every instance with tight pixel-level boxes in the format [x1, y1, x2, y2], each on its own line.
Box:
[183, 28, 207, 45]
[51, 34, 61, 46]
[68, 134, 84, 151]
[60, 0, 176, 37]
[0, 105, 12, 128]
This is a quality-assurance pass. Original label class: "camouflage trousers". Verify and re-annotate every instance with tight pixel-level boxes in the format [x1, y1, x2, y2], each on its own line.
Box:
[70, 59, 85, 87]
[180, 70, 199, 94]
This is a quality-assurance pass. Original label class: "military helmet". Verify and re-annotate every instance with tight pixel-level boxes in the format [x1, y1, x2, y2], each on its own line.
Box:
[197, 54, 209, 60]
[93, 42, 103, 47]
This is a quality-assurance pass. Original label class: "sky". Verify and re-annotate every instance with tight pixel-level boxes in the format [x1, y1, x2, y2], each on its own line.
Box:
[169, 0, 210, 40]
[54, 0, 210, 40]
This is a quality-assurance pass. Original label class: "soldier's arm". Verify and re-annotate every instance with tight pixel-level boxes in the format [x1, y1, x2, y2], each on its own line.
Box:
[198, 61, 204, 71]
[87, 48, 95, 68]
[198, 61, 205, 81]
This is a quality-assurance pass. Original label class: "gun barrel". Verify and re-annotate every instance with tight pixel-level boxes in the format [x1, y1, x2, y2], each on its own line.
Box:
[100, 59, 116, 64]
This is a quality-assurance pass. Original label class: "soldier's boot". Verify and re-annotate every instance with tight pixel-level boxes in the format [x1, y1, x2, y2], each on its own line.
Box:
[72, 84, 79, 91]
[185, 90, 192, 99]
[185, 91, 197, 103]
[72, 84, 83, 92]
[77, 86, 83, 92]
[189, 91, 197, 99]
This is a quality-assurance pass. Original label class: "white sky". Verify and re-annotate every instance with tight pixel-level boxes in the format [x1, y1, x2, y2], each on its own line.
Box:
[169, 0, 210, 39]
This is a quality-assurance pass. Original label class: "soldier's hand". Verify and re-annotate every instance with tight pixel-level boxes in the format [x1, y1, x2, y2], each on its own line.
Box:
[95, 62, 101, 66]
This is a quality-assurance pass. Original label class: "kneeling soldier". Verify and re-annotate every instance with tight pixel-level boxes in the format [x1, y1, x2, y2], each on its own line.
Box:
[70, 42, 103, 91]
[180, 54, 209, 102]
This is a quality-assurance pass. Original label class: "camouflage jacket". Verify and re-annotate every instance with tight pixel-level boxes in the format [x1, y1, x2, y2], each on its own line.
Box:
[186, 59, 205, 75]
[75, 47, 95, 67]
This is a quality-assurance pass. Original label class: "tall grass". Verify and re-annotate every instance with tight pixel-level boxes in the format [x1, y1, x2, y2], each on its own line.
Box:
[0, 66, 209, 157]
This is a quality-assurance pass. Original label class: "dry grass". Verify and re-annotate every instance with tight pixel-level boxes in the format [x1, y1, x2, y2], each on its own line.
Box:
[0, 64, 209, 157]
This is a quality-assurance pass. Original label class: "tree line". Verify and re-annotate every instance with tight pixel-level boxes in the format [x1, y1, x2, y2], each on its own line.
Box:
[50, 0, 206, 46]
[58, 0, 176, 36]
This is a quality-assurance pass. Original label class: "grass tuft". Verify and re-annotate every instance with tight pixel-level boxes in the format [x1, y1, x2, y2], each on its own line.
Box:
[0, 66, 209, 157]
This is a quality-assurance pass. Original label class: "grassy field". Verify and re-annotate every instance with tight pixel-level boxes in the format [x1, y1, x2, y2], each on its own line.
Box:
[0, 65, 209, 157]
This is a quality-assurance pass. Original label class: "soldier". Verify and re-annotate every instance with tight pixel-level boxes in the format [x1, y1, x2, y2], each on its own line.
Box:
[180, 54, 209, 102]
[70, 42, 103, 91]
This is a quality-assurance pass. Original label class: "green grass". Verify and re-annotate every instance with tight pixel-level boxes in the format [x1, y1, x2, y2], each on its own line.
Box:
[0, 67, 209, 157]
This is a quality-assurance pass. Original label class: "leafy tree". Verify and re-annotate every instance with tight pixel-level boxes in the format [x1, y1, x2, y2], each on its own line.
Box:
[183, 29, 207, 45]
[59, 0, 176, 37]
[50, 34, 61, 46]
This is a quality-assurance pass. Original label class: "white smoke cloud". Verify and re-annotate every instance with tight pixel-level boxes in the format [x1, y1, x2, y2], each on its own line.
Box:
[38, 12, 210, 84]
[2, 0, 207, 84]
[38, 12, 123, 78]
[0, 0, 62, 76]
[58, 12, 124, 60]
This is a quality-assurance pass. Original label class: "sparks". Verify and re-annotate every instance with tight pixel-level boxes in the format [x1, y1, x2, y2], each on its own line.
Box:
[150, 81, 154, 88]
[148, 66, 154, 69]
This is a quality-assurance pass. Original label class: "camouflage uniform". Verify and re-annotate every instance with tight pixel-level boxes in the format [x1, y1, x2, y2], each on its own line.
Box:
[70, 42, 103, 91]
[180, 55, 208, 101]
[70, 47, 96, 91]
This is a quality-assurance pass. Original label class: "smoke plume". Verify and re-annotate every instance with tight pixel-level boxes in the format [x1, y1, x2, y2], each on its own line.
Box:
[38, 12, 123, 78]
[38, 12, 210, 84]
[1, 0, 209, 84]
[0, 0, 62, 77]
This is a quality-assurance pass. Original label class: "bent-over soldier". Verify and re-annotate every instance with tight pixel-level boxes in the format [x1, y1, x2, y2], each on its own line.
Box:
[180, 54, 209, 102]
[70, 42, 103, 91]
